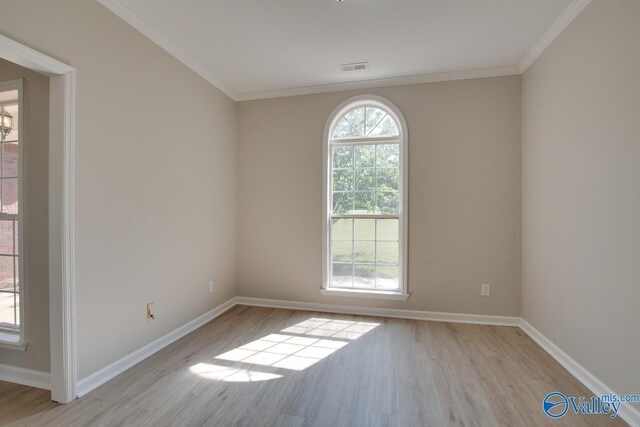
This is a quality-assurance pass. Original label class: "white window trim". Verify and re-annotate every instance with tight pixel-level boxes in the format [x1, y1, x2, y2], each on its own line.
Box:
[0, 79, 27, 349]
[322, 95, 409, 300]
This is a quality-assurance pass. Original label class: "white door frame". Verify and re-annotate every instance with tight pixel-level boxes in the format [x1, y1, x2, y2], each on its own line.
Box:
[0, 33, 77, 403]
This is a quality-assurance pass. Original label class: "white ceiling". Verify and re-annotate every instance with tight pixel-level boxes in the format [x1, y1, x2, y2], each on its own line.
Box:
[101, 0, 583, 100]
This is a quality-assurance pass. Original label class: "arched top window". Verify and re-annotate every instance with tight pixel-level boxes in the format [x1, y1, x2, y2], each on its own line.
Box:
[323, 96, 408, 299]
[331, 105, 400, 140]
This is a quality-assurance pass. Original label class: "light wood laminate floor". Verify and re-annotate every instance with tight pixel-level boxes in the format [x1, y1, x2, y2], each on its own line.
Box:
[0, 305, 628, 426]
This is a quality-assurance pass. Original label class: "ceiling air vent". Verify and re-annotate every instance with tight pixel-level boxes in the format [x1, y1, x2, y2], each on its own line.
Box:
[339, 62, 369, 72]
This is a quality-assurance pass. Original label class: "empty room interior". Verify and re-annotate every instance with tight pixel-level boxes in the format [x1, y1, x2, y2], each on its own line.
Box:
[0, 0, 638, 425]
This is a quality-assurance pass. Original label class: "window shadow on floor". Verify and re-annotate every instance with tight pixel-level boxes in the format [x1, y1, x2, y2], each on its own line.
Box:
[190, 317, 379, 383]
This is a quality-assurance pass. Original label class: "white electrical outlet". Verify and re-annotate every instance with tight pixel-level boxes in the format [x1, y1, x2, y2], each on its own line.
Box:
[208, 281, 214, 293]
[481, 284, 491, 297]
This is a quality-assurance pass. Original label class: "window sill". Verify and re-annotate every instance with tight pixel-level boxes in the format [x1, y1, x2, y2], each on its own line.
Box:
[321, 288, 409, 300]
[0, 331, 28, 351]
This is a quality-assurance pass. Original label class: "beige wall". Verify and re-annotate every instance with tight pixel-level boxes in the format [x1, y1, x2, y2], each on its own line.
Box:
[0, 0, 237, 378]
[0, 58, 50, 372]
[522, 0, 640, 407]
[6, 0, 635, 403]
[237, 76, 522, 316]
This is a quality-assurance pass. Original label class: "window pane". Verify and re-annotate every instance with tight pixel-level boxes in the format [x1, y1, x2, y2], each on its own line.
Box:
[332, 118, 357, 139]
[14, 292, 19, 325]
[376, 144, 400, 168]
[376, 219, 398, 241]
[354, 219, 375, 240]
[376, 191, 399, 215]
[376, 242, 399, 265]
[0, 90, 18, 102]
[14, 257, 19, 292]
[0, 256, 14, 292]
[0, 291, 17, 326]
[376, 168, 399, 192]
[354, 192, 375, 213]
[331, 218, 352, 240]
[2, 143, 18, 177]
[332, 169, 353, 191]
[354, 168, 375, 192]
[332, 241, 352, 262]
[354, 145, 375, 168]
[1, 103, 19, 142]
[0, 220, 14, 254]
[364, 108, 387, 137]
[331, 263, 353, 287]
[354, 264, 375, 288]
[354, 241, 375, 263]
[376, 265, 399, 290]
[332, 192, 353, 214]
[343, 107, 365, 137]
[14, 220, 18, 255]
[332, 146, 353, 169]
[368, 115, 399, 137]
[2, 178, 18, 214]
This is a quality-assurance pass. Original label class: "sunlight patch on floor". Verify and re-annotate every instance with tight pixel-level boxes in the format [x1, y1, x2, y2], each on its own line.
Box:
[190, 317, 379, 382]
[190, 363, 282, 382]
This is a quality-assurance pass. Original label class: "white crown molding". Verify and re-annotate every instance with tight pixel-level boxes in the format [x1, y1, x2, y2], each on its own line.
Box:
[519, 319, 640, 426]
[235, 297, 520, 326]
[94, 0, 520, 101]
[235, 66, 521, 101]
[96, 0, 589, 101]
[518, 0, 592, 73]
[95, 0, 239, 101]
[76, 297, 237, 397]
[0, 363, 51, 390]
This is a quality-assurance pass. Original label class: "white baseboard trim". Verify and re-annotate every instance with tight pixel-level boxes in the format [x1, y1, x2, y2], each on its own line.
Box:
[235, 297, 520, 327]
[72, 297, 516, 398]
[0, 363, 50, 390]
[71, 296, 638, 427]
[519, 319, 640, 427]
[75, 297, 237, 398]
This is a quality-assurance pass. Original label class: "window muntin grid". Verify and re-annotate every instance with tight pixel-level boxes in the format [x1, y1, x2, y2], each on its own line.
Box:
[327, 103, 404, 292]
[0, 90, 20, 330]
[331, 106, 399, 140]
